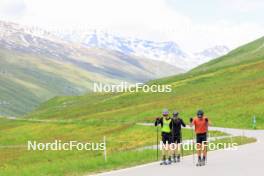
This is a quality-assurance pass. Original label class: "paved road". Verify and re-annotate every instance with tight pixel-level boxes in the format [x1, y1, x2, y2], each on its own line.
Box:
[96, 127, 264, 176]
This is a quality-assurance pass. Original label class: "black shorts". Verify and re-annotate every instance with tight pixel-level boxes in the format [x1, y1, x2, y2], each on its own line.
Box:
[172, 134, 182, 144]
[196, 133, 207, 144]
[162, 132, 172, 144]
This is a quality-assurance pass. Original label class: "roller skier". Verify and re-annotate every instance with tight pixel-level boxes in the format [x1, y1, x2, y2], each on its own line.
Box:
[190, 110, 210, 166]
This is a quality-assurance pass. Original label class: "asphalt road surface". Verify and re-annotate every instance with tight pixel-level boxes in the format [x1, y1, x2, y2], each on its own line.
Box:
[96, 127, 264, 176]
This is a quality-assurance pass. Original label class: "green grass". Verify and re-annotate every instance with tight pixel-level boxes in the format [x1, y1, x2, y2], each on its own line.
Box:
[1, 36, 263, 175]
[0, 49, 96, 116]
[0, 118, 229, 176]
[0, 43, 182, 117]
[26, 37, 264, 129]
[0, 119, 254, 176]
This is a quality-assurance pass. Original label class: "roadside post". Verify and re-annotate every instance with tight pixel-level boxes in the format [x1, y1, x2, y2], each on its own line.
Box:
[103, 136, 107, 162]
[252, 116, 256, 129]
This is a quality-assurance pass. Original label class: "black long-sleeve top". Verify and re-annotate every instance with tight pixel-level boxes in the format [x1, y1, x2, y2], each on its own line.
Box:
[171, 117, 186, 135]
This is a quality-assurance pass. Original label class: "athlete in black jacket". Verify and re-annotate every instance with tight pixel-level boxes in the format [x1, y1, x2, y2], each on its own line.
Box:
[171, 111, 186, 163]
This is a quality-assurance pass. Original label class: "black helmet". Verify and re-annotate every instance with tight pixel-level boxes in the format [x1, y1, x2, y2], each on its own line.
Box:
[173, 111, 179, 117]
[197, 110, 204, 118]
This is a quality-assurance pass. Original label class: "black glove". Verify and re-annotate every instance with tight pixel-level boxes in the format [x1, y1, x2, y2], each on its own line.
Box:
[189, 117, 193, 123]
[155, 117, 161, 126]
[205, 118, 208, 123]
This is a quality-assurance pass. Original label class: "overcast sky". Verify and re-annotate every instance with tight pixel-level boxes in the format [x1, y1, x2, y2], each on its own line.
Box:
[0, 0, 263, 52]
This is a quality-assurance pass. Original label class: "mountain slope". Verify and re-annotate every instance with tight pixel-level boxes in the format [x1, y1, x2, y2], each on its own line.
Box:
[0, 21, 183, 116]
[26, 37, 264, 129]
[58, 30, 230, 70]
[191, 37, 264, 73]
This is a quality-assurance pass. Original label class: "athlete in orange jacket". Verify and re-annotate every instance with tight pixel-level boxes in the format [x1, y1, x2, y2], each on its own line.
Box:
[190, 110, 211, 166]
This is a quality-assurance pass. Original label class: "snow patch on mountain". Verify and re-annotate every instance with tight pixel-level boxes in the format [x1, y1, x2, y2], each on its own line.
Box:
[193, 45, 230, 64]
[57, 30, 230, 70]
[0, 21, 230, 71]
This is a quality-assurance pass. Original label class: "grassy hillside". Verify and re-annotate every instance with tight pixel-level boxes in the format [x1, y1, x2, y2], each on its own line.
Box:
[0, 117, 229, 176]
[0, 49, 93, 116]
[26, 37, 264, 129]
[0, 47, 181, 116]
[192, 36, 264, 73]
[0, 37, 262, 175]
[0, 20, 184, 116]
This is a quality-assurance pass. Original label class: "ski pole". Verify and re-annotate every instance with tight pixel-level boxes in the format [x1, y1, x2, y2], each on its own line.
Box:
[189, 117, 195, 165]
[157, 126, 159, 161]
[205, 118, 209, 165]
[172, 118, 175, 160]
[206, 133, 209, 164]
[181, 132, 183, 159]
[192, 125, 195, 165]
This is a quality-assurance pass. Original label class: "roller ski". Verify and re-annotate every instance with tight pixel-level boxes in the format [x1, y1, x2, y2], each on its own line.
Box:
[196, 159, 202, 167]
[160, 159, 172, 165]
[196, 158, 206, 167]
[173, 155, 181, 163]
[160, 160, 168, 165]
[160, 156, 167, 165]
[172, 154, 180, 163]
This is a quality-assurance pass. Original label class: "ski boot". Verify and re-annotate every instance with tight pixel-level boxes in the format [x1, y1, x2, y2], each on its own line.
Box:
[177, 155, 181, 162]
[160, 160, 167, 165]
[196, 158, 202, 167]
[160, 156, 167, 165]
[172, 155, 177, 163]
[201, 157, 206, 166]
[167, 157, 172, 165]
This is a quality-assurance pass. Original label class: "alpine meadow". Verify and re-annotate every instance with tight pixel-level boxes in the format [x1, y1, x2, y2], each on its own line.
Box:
[0, 36, 263, 175]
